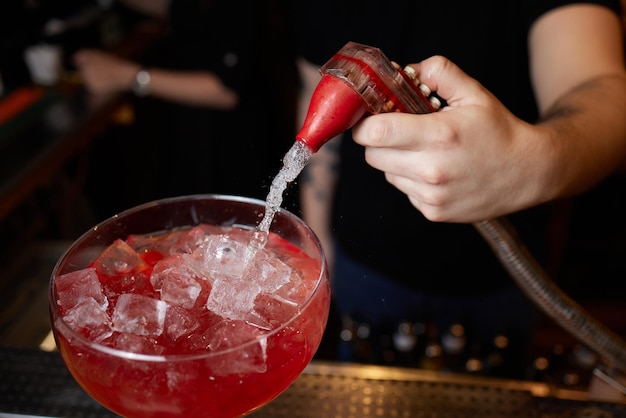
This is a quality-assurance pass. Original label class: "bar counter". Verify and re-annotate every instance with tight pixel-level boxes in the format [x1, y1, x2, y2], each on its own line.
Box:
[1, 345, 625, 418]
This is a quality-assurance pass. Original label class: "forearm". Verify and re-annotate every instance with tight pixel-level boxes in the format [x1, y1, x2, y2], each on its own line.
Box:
[300, 137, 341, 269]
[145, 69, 239, 109]
[74, 49, 239, 109]
[528, 3, 626, 202]
[300, 138, 340, 234]
[534, 73, 626, 202]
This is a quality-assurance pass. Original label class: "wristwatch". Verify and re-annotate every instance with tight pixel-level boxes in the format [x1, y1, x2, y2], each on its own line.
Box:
[132, 68, 151, 97]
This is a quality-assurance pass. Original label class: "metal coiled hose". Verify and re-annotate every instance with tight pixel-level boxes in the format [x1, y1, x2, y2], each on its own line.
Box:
[474, 217, 626, 373]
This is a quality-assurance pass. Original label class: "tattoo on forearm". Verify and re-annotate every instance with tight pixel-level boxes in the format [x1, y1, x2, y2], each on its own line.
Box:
[301, 148, 340, 204]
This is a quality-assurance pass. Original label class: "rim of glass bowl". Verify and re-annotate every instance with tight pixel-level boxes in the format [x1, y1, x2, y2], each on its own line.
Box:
[49, 194, 328, 363]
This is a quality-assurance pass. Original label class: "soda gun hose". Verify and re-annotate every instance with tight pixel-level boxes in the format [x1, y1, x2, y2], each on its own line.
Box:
[296, 42, 626, 374]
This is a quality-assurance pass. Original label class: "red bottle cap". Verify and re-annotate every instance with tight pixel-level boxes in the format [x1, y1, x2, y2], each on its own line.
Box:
[296, 75, 368, 152]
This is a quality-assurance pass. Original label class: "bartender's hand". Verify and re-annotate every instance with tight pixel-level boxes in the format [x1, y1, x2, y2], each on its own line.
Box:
[352, 4, 626, 223]
[73, 49, 140, 96]
[352, 56, 538, 223]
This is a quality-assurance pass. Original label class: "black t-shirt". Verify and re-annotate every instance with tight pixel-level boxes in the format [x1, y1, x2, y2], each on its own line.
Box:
[292, 0, 621, 294]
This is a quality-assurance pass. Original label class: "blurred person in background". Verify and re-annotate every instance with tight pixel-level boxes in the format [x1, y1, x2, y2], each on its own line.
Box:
[74, 0, 298, 217]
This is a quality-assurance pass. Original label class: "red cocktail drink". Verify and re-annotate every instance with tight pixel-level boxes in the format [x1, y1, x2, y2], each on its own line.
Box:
[49, 195, 330, 417]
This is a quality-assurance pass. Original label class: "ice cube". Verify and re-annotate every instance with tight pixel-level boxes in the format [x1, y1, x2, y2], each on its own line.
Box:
[168, 225, 210, 254]
[114, 332, 164, 355]
[243, 251, 291, 292]
[55, 267, 108, 311]
[92, 239, 148, 276]
[198, 234, 249, 278]
[272, 271, 309, 306]
[183, 311, 226, 353]
[254, 292, 300, 329]
[207, 319, 268, 375]
[127, 228, 187, 256]
[161, 273, 203, 309]
[112, 293, 167, 337]
[273, 238, 322, 294]
[164, 304, 199, 341]
[101, 271, 154, 302]
[62, 297, 112, 343]
[151, 254, 208, 308]
[206, 277, 261, 322]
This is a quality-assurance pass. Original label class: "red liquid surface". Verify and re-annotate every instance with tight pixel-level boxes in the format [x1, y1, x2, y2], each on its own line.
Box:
[52, 225, 330, 417]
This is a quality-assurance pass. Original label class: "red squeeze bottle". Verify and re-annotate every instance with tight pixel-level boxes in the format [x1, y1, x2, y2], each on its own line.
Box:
[296, 75, 368, 153]
[295, 41, 439, 153]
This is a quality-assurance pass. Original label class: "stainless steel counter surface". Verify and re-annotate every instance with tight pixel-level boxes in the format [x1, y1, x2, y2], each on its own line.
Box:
[2, 346, 625, 418]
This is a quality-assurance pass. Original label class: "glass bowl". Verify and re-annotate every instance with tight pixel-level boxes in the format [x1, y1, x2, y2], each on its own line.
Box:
[49, 194, 330, 417]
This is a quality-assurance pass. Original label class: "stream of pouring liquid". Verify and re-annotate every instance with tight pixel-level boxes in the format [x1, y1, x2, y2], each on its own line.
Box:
[246, 141, 313, 261]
